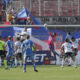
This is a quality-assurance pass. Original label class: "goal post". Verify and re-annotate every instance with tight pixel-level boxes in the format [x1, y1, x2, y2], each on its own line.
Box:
[0, 24, 80, 27]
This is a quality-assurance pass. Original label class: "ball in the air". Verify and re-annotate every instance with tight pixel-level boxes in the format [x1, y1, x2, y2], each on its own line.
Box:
[44, 23, 48, 27]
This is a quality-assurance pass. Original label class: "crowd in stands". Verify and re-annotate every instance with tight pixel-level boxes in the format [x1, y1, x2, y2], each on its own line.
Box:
[0, 0, 32, 25]
[6, 8, 33, 25]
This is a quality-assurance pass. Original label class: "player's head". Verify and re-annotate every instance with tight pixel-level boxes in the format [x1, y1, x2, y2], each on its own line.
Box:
[67, 32, 71, 35]
[16, 37, 20, 41]
[26, 35, 30, 40]
[27, 16, 31, 20]
[4, 36, 7, 41]
[71, 37, 75, 41]
[8, 36, 12, 40]
[23, 27, 27, 32]
[52, 33, 56, 37]
[65, 38, 69, 42]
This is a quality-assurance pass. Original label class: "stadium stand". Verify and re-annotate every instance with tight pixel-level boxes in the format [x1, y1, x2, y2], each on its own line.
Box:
[0, 0, 80, 23]
[31, 0, 80, 16]
[19, 0, 80, 16]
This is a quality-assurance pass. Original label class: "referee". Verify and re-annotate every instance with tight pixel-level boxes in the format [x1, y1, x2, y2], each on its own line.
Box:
[0, 36, 5, 66]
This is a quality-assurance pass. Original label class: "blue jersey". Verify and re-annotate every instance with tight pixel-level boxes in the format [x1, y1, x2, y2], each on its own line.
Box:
[22, 39, 34, 56]
[7, 40, 14, 54]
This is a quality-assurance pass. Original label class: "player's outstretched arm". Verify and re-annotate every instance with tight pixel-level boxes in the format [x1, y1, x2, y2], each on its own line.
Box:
[44, 24, 49, 32]
[44, 23, 51, 35]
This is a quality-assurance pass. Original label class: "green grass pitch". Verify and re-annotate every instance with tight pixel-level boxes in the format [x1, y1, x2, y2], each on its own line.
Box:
[0, 65, 80, 80]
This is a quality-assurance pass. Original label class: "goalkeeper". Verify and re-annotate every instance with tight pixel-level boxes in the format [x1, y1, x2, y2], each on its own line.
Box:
[44, 24, 59, 64]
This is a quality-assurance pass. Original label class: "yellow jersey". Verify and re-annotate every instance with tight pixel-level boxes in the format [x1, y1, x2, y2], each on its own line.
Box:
[0, 40, 4, 50]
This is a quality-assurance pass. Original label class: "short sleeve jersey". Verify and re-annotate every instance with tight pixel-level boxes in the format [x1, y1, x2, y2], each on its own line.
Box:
[62, 42, 72, 53]
[48, 32, 56, 46]
[71, 39, 79, 49]
[0, 40, 4, 50]
[15, 41, 22, 53]
[22, 39, 34, 56]
[7, 40, 14, 53]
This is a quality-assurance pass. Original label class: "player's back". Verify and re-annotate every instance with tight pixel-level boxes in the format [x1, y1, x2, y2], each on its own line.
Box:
[22, 40, 33, 56]
[15, 41, 22, 53]
[72, 39, 79, 49]
[7, 40, 14, 53]
[62, 42, 72, 53]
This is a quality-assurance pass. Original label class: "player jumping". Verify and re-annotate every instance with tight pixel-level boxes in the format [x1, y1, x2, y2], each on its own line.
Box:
[44, 24, 59, 64]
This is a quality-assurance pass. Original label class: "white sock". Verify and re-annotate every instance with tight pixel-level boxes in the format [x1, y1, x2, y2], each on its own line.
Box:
[61, 59, 64, 67]
[75, 56, 78, 65]
[74, 56, 77, 66]
[15, 59, 17, 66]
[72, 60, 76, 67]
[73, 61, 77, 67]
[19, 60, 22, 66]
[69, 58, 72, 65]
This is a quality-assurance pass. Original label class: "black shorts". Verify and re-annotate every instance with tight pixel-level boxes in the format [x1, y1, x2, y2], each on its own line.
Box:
[16, 53, 22, 59]
[0, 50, 6, 57]
[73, 48, 78, 56]
[64, 52, 73, 58]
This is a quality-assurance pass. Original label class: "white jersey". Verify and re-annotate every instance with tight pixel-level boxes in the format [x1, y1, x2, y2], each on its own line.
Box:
[15, 32, 21, 38]
[15, 41, 22, 53]
[13, 32, 21, 42]
[71, 40, 79, 49]
[4, 41, 8, 52]
[20, 31, 30, 40]
[62, 42, 72, 53]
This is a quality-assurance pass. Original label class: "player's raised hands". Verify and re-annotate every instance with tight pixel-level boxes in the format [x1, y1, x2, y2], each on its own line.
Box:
[44, 23, 48, 27]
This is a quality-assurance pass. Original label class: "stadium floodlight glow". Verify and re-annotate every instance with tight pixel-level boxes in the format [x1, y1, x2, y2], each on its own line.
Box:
[0, 25, 80, 27]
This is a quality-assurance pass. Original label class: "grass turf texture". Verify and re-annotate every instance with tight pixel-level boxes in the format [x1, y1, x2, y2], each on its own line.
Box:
[0, 65, 80, 80]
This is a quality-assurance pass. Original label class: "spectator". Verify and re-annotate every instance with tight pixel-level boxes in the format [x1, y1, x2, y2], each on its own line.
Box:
[6, 12, 12, 23]
[26, 17, 32, 25]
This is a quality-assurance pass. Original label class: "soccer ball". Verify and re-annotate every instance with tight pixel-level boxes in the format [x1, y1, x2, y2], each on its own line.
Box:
[44, 23, 48, 27]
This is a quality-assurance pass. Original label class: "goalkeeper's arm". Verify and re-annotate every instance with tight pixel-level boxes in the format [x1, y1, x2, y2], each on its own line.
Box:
[44, 24, 51, 35]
